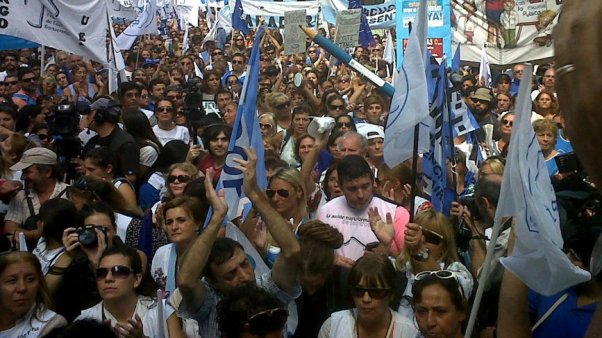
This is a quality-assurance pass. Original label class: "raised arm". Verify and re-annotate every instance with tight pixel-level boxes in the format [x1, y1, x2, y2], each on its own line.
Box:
[235, 147, 301, 293]
[300, 130, 328, 199]
[176, 169, 228, 314]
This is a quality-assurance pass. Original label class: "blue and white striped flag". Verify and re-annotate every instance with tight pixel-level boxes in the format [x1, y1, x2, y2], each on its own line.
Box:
[383, 0, 429, 167]
[216, 26, 267, 221]
[232, 0, 250, 35]
[497, 65, 590, 295]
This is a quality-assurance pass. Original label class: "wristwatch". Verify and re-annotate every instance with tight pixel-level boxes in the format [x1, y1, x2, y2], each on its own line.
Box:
[411, 247, 430, 261]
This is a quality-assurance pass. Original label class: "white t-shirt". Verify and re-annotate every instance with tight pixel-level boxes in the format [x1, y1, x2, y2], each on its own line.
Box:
[77, 296, 176, 338]
[152, 125, 190, 145]
[317, 195, 397, 261]
[0, 304, 66, 338]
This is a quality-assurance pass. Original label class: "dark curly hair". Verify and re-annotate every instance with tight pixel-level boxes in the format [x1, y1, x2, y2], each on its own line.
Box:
[297, 220, 343, 276]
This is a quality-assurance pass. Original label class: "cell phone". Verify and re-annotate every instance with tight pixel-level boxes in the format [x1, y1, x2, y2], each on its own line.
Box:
[555, 153, 580, 174]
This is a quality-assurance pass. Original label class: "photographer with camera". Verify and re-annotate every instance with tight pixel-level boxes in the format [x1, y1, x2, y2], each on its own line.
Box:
[4, 147, 70, 248]
[46, 200, 147, 321]
[451, 173, 508, 330]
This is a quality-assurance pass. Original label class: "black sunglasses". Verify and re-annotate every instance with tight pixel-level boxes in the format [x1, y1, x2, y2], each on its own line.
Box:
[167, 175, 191, 184]
[157, 106, 174, 112]
[329, 104, 345, 111]
[336, 121, 352, 128]
[96, 265, 133, 280]
[502, 119, 513, 126]
[265, 189, 289, 198]
[245, 308, 288, 336]
[351, 286, 391, 299]
[423, 228, 444, 245]
[37, 134, 49, 141]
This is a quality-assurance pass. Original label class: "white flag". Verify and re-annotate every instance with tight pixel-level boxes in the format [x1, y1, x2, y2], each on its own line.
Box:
[478, 45, 492, 88]
[116, 0, 158, 50]
[497, 65, 590, 296]
[1, 1, 109, 63]
[382, 29, 395, 65]
[383, 0, 429, 167]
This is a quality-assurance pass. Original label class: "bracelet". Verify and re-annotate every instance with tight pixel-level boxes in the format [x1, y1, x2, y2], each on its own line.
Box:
[48, 265, 69, 275]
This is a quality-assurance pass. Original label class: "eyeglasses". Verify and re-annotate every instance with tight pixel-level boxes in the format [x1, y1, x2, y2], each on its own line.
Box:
[415, 270, 456, 281]
[232, 60, 244, 64]
[37, 134, 49, 141]
[308, 49, 317, 53]
[167, 95, 182, 100]
[228, 80, 238, 85]
[471, 98, 488, 104]
[157, 106, 174, 112]
[245, 308, 288, 336]
[259, 123, 272, 130]
[338, 78, 350, 83]
[265, 189, 289, 198]
[414, 270, 464, 297]
[329, 104, 345, 111]
[502, 119, 513, 126]
[423, 228, 444, 245]
[351, 286, 391, 299]
[167, 174, 191, 183]
[140, 94, 149, 99]
[212, 51, 223, 56]
[5, 81, 18, 86]
[514, 69, 523, 74]
[96, 265, 133, 280]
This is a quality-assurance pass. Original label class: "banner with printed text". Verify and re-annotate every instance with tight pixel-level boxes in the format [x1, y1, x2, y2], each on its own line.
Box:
[240, 0, 320, 29]
[451, 0, 562, 65]
[0, 0, 109, 62]
[322, 0, 397, 29]
[396, 0, 452, 65]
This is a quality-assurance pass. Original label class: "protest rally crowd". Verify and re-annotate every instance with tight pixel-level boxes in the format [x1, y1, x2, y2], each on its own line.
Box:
[1, 0, 601, 337]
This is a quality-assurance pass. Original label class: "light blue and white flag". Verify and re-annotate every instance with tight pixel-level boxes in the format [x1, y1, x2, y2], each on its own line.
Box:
[497, 65, 590, 296]
[383, 0, 429, 167]
[449, 83, 479, 137]
[422, 58, 455, 216]
[478, 44, 492, 88]
[116, 0, 158, 50]
[217, 26, 267, 221]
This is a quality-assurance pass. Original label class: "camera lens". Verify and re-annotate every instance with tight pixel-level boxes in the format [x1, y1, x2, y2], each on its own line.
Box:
[78, 228, 98, 248]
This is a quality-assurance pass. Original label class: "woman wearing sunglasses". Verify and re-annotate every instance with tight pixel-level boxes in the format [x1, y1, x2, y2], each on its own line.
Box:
[77, 245, 185, 338]
[333, 114, 357, 134]
[49, 201, 148, 321]
[318, 254, 418, 338]
[394, 210, 473, 319]
[412, 270, 468, 338]
[0, 251, 66, 337]
[492, 111, 515, 157]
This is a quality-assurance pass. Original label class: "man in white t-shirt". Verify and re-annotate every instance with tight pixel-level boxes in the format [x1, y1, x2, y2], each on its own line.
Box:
[317, 155, 408, 266]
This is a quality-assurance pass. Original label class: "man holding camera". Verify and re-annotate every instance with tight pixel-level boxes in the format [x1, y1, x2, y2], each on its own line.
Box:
[4, 147, 70, 245]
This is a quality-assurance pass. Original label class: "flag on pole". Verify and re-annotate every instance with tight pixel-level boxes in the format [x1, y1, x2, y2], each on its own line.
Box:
[452, 43, 461, 72]
[478, 44, 492, 88]
[497, 65, 590, 296]
[383, 0, 429, 167]
[0, 1, 108, 62]
[382, 29, 395, 64]
[422, 58, 455, 215]
[116, 0, 158, 50]
[232, 0, 250, 35]
[449, 83, 479, 137]
[217, 26, 267, 221]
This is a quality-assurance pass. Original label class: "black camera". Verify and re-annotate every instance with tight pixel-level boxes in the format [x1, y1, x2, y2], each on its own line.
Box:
[76, 225, 107, 248]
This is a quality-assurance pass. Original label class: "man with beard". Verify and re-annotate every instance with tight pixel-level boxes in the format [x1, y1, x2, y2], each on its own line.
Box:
[470, 87, 500, 142]
[4, 148, 70, 245]
[0, 53, 19, 80]
[12, 68, 39, 109]
[197, 124, 231, 184]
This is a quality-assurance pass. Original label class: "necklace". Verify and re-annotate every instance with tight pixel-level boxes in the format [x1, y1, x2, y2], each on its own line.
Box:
[355, 310, 394, 338]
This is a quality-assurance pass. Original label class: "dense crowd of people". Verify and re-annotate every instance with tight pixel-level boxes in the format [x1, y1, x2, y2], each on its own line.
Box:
[0, 5, 600, 338]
